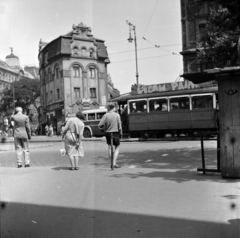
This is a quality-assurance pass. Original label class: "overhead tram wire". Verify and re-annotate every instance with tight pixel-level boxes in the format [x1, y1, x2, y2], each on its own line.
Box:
[109, 47, 155, 55]
[111, 54, 172, 64]
[108, 42, 181, 56]
[142, 37, 181, 56]
[141, 0, 181, 57]
[143, 0, 159, 37]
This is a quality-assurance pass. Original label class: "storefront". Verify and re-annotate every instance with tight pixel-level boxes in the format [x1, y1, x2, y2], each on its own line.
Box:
[46, 101, 64, 135]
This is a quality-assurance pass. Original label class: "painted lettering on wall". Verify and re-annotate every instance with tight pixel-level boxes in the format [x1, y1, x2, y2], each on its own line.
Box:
[131, 81, 200, 95]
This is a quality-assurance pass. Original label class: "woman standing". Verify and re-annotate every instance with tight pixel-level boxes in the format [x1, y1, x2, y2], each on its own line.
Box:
[61, 112, 85, 170]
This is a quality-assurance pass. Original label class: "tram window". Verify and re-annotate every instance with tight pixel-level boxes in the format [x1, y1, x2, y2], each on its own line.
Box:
[88, 113, 95, 120]
[129, 100, 147, 113]
[192, 95, 213, 109]
[170, 97, 189, 110]
[149, 98, 168, 112]
[96, 112, 105, 119]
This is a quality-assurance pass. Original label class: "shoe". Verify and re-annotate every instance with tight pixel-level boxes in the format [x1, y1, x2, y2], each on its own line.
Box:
[69, 167, 75, 170]
[17, 164, 22, 168]
[75, 167, 79, 170]
[113, 165, 121, 168]
[25, 164, 30, 168]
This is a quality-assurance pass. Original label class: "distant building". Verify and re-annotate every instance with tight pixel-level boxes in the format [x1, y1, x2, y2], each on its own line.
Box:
[24, 66, 40, 79]
[0, 59, 18, 101]
[0, 49, 40, 127]
[0, 49, 36, 102]
[38, 22, 117, 132]
[180, 0, 219, 74]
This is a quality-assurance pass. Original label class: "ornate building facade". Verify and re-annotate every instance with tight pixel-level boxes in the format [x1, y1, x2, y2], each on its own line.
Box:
[0, 50, 35, 102]
[38, 23, 112, 130]
[180, 0, 219, 74]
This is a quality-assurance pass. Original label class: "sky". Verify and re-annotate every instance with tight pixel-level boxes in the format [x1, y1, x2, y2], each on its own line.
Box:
[0, 0, 183, 94]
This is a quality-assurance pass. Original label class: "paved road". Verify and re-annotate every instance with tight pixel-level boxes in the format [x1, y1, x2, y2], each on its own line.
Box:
[0, 140, 240, 238]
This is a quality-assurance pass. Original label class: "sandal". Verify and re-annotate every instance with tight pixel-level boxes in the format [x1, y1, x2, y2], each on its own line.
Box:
[75, 167, 79, 170]
[69, 167, 75, 170]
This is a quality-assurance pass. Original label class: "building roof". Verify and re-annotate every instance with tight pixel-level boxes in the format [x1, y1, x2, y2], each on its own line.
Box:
[6, 53, 19, 59]
[39, 23, 109, 63]
[0, 59, 11, 69]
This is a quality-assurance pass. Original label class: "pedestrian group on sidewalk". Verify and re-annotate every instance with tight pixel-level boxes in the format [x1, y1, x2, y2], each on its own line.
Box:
[10, 103, 122, 170]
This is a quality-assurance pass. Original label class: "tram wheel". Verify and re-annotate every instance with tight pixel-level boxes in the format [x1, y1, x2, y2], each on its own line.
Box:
[83, 128, 92, 138]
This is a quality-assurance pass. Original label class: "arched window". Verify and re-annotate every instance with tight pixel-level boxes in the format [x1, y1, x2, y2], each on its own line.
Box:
[73, 46, 79, 56]
[72, 65, 80, 77]
[45, 72, 48, 83]
[81, 47, 87, 56]
[88, 67, 96, 78]
[48, 70, 52, 82]
[55, 66, 59, 79]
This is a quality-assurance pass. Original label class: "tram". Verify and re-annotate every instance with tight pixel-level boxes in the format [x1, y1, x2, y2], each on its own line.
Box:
[111, 80, 219, 138]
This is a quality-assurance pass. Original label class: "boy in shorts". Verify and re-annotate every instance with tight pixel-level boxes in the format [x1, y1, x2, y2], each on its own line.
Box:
[98, 103, 122, 168]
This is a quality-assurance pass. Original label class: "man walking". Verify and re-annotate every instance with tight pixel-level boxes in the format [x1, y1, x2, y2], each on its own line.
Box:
[11, 107, 31, 168]
[98, 103, 122, 168]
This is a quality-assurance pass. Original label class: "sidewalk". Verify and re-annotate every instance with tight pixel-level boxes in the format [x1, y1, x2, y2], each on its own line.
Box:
[0, 135, 138, 143]
[0, 136, 139, 152]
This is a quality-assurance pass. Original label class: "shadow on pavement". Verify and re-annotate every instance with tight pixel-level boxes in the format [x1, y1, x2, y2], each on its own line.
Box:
[52, 166, 71, 171]
[107, 170, 236, 184]
[1, 202, 240, 238]
[90, 146, 234, 183]
[92, 147, 216, 170]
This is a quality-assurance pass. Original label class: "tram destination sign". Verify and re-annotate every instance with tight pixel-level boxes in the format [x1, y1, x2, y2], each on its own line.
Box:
[131, 81, 200, 95]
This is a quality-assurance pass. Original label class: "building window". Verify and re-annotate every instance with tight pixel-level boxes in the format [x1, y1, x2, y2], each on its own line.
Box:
[56, 89, 60, 99]
[198, 2, 208, 15]
[89, 49, 94, 58]
[50, 91, 53, 101]
[199, 24, 206, 41]
[74, 87, 81, 98]
[89, 68, 95, 78]
[90, 88, 96, 98]
[188, 20, 196, 42]
[55, 67, 59, 79]
[73, 46, 79, 56]
[49, 70, 52, 82]
[46, 93, 48, 103]
[73, 66, 80, 77]
[45, 72, 48, 83]
[81, 48, 87, 56]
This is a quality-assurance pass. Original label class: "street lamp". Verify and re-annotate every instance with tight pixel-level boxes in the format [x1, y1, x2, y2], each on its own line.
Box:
[126, 20, 139, 85]
[12, 78, 15, 109]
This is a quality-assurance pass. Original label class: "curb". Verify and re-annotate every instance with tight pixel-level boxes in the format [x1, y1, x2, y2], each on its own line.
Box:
[0, 143, 54, 151]
[0, 136, 139, 144]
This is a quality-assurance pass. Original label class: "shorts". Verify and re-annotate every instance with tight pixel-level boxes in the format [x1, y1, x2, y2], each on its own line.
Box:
[105, 132, 120, 146]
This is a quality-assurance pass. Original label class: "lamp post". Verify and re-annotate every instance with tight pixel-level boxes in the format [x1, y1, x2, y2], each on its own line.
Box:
[12, 79, 15, 109]
[126, 20, 139, 85]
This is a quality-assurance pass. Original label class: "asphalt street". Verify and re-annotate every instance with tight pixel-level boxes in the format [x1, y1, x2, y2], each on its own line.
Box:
[0, 140, 240, 238]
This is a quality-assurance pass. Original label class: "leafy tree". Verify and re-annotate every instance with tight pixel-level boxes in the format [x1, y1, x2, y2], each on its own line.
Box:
[0, 77, 40, 117]
[199, 0, 240, 68]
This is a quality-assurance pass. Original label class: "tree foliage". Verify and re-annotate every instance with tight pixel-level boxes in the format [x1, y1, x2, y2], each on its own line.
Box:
[0, 77, 40, 116]
[199, 0, 240, 68]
